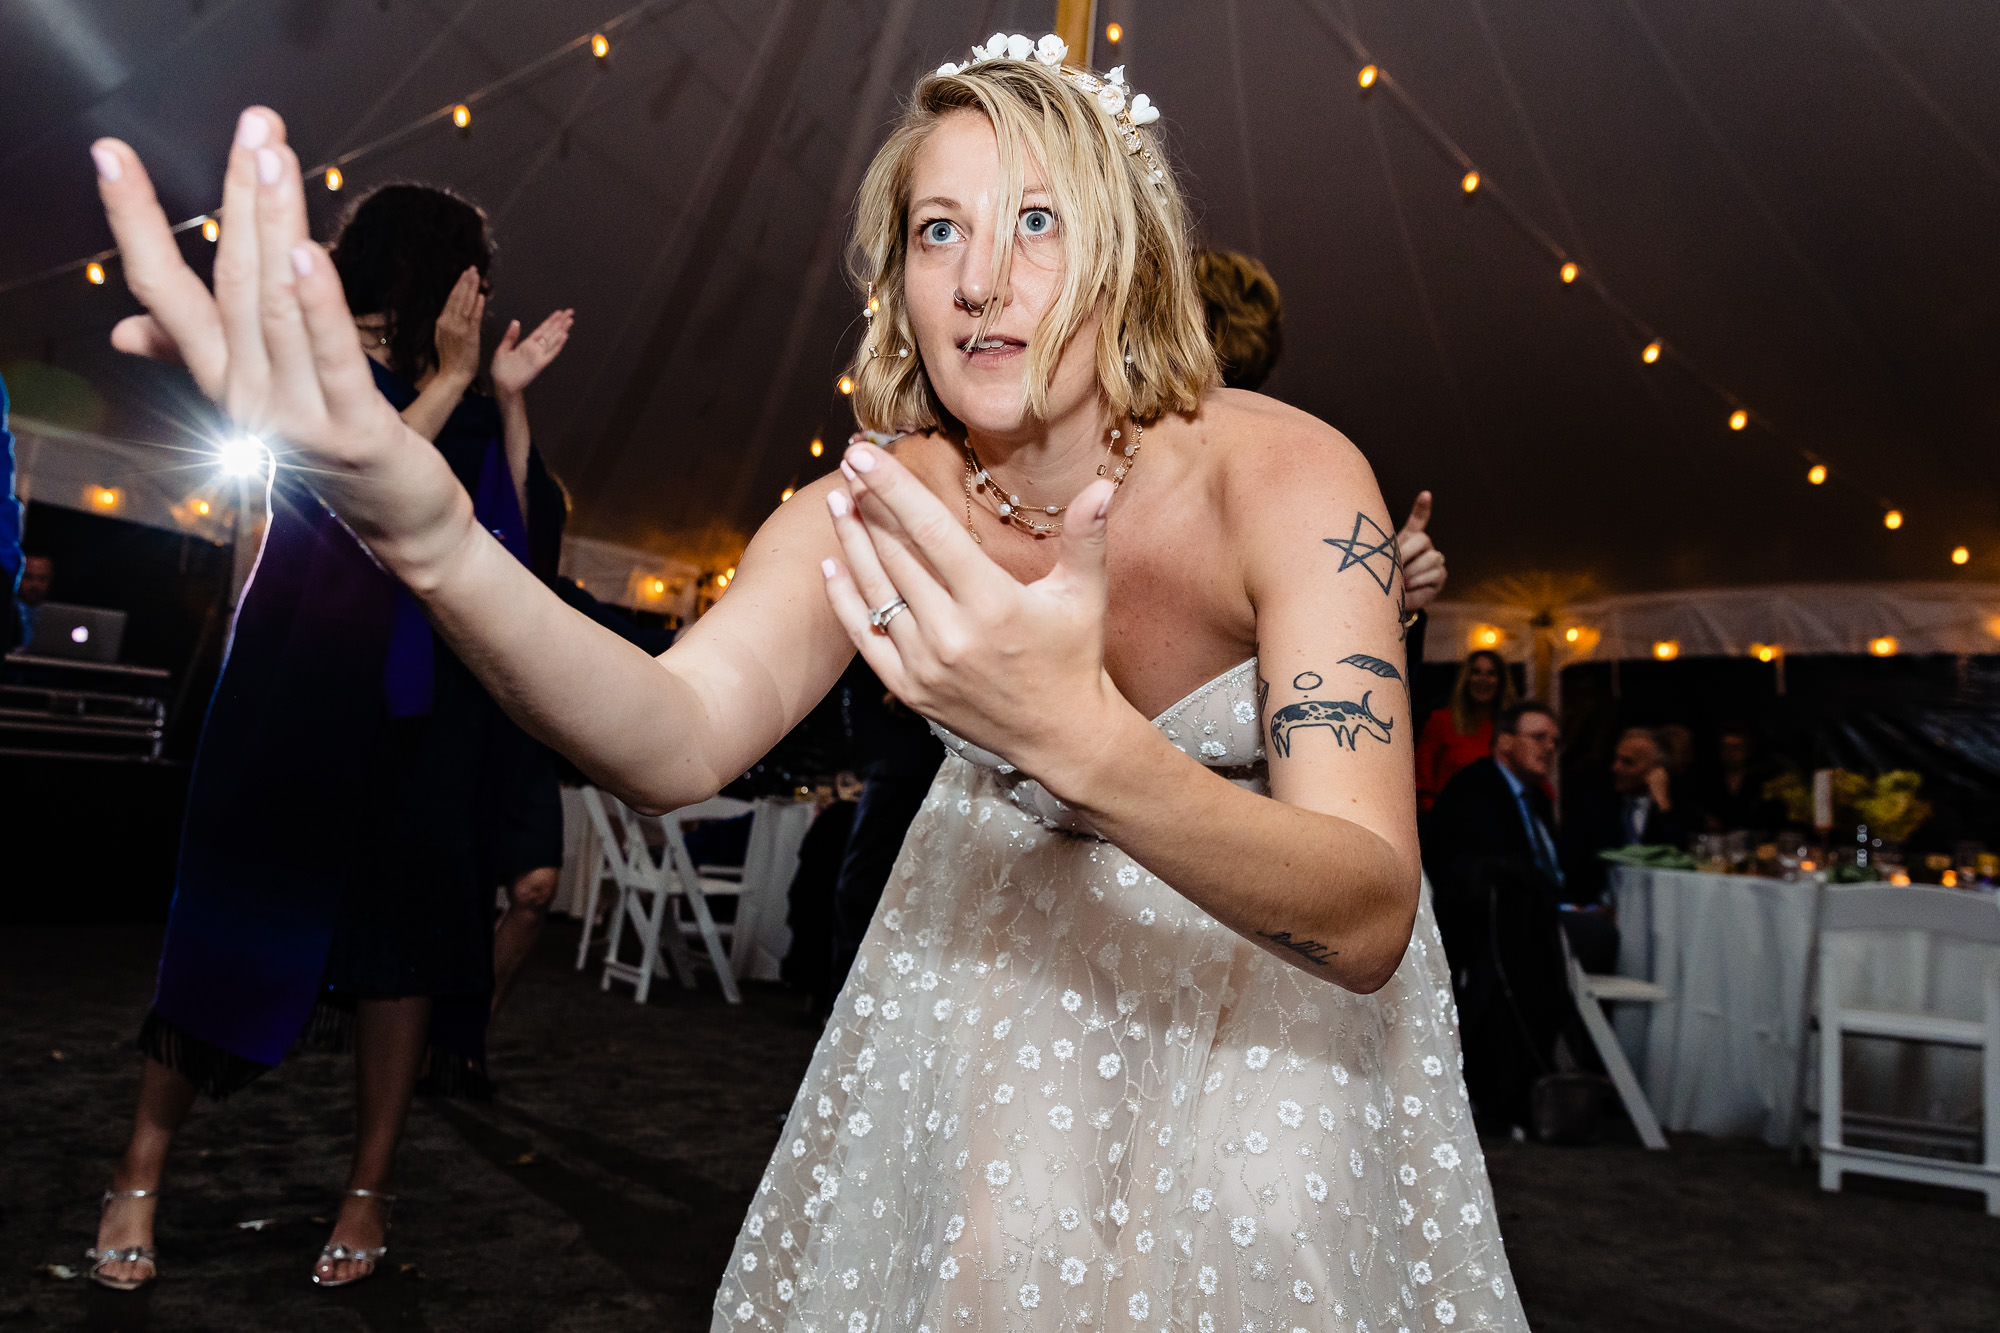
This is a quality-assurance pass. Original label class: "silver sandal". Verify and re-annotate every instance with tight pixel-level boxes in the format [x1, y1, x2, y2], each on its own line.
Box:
[310, 1187, 395, 1288]
[85, 1188, 159, 1292]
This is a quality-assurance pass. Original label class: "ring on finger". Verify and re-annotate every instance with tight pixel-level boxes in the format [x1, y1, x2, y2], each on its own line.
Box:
[868, 597, 909, 632]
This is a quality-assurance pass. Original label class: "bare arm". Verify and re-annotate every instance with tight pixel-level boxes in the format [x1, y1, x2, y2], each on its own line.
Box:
[488, 310, 574, 515]
[90, 110, 855, 813]
[397, 367, 473, 442]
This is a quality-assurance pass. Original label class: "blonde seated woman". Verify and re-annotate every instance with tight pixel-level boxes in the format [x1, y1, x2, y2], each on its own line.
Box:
[91, 32, 1527, 1333]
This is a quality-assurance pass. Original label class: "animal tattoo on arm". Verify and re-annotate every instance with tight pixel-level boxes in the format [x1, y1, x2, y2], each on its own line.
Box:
[1267, 670, 1396, 758]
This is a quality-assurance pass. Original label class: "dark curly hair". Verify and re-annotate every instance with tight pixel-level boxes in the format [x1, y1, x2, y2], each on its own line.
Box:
[329, 183, 494, 384]
[1194, 248, 1284, 391]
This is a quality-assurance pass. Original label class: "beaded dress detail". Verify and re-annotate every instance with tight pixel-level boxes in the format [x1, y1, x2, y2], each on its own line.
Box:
[716, 658, 1528, 1332]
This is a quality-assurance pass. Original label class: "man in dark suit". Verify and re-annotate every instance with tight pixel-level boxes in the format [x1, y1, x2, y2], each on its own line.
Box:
[1562, 726, 1690, 904]
[1425, 702, 1575, 1133]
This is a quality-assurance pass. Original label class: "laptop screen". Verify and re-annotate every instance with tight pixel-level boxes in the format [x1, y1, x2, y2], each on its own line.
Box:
[28, 602, 128, 664]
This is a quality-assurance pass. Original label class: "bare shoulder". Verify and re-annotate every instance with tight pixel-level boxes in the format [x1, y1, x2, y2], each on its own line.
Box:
[1185, 389, 1384, 531]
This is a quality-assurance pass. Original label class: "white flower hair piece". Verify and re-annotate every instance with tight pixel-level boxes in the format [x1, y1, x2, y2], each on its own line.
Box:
[934, 32, 1168, 187]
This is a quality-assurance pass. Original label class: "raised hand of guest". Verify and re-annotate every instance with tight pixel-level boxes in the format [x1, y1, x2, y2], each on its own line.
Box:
[431, 266, 486, 389]
[93, 110, 483, 583]
[822, 441, 1118, 786]
[1396, 490, 1447, 612]
[489, 309, 574, 402]
[1645, 762, 1674, 811]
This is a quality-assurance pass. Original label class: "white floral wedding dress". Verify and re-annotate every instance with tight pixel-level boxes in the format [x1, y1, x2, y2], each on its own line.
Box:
[716, 659, 1528, 1332]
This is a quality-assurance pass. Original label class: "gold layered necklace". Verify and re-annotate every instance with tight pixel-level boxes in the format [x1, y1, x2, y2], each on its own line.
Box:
[958, 419, 1144, 542]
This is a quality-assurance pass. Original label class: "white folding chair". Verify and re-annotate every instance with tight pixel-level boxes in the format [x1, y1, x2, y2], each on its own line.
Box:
[1812, 884, 2000, 1214]
[569, 792, 616, 970]
[1561, 927, 1671, 1150]
[580, 788, 700, 1003]
[653, 795, 756, 1005]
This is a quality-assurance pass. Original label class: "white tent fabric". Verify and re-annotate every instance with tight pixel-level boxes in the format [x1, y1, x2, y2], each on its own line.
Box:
[1428, 583, 2000, 664]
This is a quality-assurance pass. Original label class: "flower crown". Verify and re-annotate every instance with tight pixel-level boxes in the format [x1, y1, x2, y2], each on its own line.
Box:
[935, 33, 1167, 186]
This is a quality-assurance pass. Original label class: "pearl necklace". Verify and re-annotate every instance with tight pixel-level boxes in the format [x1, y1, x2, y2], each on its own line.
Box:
[958, 419, 1144, 542]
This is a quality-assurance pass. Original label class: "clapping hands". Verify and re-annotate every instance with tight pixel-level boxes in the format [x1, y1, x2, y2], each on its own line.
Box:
[490, 308, 575, 399]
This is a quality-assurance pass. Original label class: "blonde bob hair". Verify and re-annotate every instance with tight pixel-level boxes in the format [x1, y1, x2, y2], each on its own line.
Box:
[846, 56, 1218, 432]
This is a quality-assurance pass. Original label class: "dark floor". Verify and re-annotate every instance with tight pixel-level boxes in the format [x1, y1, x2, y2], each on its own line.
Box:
[2, 922, 1995, 1332]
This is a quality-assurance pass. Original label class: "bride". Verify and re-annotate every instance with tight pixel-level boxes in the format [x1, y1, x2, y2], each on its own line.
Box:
[91, 32, 1526, 1332]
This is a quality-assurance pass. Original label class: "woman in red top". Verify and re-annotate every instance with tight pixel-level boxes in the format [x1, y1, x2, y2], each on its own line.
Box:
[1416, 649, 1517, 812]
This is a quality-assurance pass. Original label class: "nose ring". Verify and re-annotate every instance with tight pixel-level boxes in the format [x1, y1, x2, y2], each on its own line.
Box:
[953, 289, 989, 315]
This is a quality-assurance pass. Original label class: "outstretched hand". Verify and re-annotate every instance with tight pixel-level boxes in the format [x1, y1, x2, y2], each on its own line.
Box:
[819, 441, 1123, 782]
[92, 109, 458, 561]
[1396, 490, 1447, 613]
[490, 308, 575, 399]
[432, 267, 487, 386]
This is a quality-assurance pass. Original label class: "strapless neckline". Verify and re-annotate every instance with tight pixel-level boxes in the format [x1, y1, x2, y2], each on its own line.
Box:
[1143, 655, 1258, 726]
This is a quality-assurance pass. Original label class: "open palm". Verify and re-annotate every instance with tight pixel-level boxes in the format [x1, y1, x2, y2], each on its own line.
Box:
[489, 309, 574, 398]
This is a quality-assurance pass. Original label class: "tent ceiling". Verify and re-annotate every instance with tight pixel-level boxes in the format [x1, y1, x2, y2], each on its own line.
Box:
[3, 0, 1997, 592]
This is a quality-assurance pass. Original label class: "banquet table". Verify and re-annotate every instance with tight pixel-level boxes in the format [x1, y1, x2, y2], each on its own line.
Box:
[1609, 865, 1998, 1146]
[554, 788, 815, 984]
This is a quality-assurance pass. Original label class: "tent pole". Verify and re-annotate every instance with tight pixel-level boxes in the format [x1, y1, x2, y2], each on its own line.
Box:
[1056, 0, 1096, 67]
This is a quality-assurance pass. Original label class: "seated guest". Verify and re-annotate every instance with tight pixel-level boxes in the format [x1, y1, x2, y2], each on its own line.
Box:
[1416, 650, 1516, 813]
[1562, 726, 1690, 901]
[1425, 702, 1576, 1132]
[1702, 728, 1782, 832]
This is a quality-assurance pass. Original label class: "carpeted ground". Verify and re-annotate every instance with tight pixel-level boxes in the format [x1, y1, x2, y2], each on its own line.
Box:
[2, 921, 1995, 1332]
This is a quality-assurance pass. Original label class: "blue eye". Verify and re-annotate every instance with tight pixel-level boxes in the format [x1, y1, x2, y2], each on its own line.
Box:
[1018, 208, 1056, 237]
[921, 219, 959, 244]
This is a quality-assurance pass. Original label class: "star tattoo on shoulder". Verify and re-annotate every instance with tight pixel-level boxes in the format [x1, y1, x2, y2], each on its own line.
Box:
[1323, 513, 1400, 594]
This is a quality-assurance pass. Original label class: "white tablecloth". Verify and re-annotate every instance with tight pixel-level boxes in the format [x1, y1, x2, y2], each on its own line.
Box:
[554, 789, 815, 983]
[1610, 866, 1998, 1146]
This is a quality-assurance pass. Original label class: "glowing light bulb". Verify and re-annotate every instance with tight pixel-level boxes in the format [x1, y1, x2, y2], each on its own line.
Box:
[1729, 409, 1748, 431]
[1559, 262, 1578, 284]
[1807, 464, 1826, 485]
[1884, 510, 1903, 530]
[716, 572, 731, 588]
[780, 488, 795, 502]
[452, 103, 471, 129]
[1105, 22, 1123, 43]
[193, 499, 212, 516]
[1652, 640, 1679, 661]
[91, 487, 119, 509]
[1869, 635, 1898, 657]
[1564, 627, 1581, 644]
[1952, 545, 1971, 565]
[724, 567, 736, 580]
[1358, 65, 1378, 89]
[325, 167, 342, 191]
[837, 375, 855, 395]
[810, 437, 824, 458]
[1470, 625, 1502, 649]
[201, 217, 220, 243]
[1754, 644, 1777, 663]
[648, 578, 666, 597]
[1460, 171, 1480, 194]
[85, 262, 106, 285]
[1642, 341, 1661, 364]
[217, 435, 270, 479]
[591, 33, 610, 58]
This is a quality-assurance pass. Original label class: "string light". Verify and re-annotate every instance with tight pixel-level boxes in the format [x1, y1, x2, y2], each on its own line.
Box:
[1751, 643, 1779, 663]
[1883, 509, 1903, 530]
[780, 487, 795, 502]
[1559, 262, 1578, 284]
[1641, 341, 1661, 364]
[1807, 464, 1827, 485]
[1460, 171, 1480, 194]
[1729, 410, 1748, 431]
[648, 577, 666, 596]
[85, 262, 105, 285]
[591, 33, 610, 58]
[201, 217, 219, 242]
[1952, 545, 1971, 565]
[452, 103, 471, 129]
[324, 167, 343, 191]
[724, 566, 736, 580]
[810, 437, 824, 458]
[192, 499, 212, 516]
[1652, 640, 1679, 661]
[1105, 22, 1123, 43]
[1869, 635, 1898, 657]
[91, 487, 120, 509]
[1357, 65, 1378, 89]
[1563, 627, 1581, 644]
[716, 571, 732, 588]
[837, 375, 854, 395]
[1470, 625, 1502, 649]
